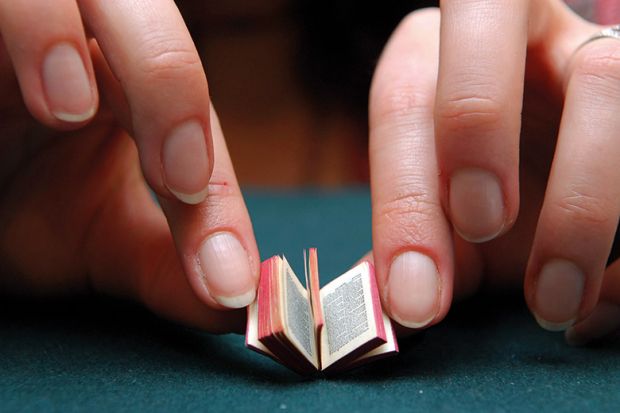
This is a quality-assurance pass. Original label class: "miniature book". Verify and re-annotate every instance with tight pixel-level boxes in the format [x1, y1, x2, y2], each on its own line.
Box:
[246, 248, 398, 375]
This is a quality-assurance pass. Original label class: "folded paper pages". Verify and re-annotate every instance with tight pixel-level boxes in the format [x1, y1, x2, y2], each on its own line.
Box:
[246, 248, 398, 375]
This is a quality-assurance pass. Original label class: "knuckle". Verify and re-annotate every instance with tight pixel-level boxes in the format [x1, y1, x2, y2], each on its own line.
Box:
[376, 186, 441, 244]
[201, 182, 245, 228]
[371, 83, 433, 125]
[137, 32, 202, 80]
[436, 92, 503, 133]
[553, 189, 615, 229]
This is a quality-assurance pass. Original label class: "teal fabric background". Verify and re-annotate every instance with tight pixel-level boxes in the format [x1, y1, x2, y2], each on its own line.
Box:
[1, 189, 619, 412]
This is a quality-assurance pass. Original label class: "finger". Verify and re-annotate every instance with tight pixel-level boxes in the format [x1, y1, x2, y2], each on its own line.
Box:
[0, 0, 98, 126]
[81, 1, 258, 311]
[434, 0, 530, 242]
[565, 259, 620, 345]
[158, 105, 260, 310]
[82, 139, 243, 333]
[525, 38, 620, 331]
[78, 0, 213, 205]
[370, 9, 455, 330]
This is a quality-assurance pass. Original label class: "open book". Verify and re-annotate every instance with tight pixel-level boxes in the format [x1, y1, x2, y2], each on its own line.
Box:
[246, 249, 398, 375]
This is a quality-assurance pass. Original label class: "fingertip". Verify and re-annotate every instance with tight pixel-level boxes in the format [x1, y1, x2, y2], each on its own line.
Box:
[385, 251, 441, 329]
[448, 168, 508, 243]
[197, 232, 257, 310]
[162, 120, 211, 205]
[52, 106, 97, 124]
[0, 0, 100, 128]
[213, 289, 256, 310]
[42, 42, 98, 125]
[529, 259, 584, 332]
[534, 314, 575, 332]
[168, 186, 209, 206]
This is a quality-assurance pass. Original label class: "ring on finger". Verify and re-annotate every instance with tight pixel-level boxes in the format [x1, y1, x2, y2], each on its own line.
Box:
[575, 24, 620, 52]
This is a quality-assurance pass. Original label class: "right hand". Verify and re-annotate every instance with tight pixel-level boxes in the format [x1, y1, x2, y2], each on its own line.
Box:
[0, 0, 259, 332]
[368, 0, 620, 343]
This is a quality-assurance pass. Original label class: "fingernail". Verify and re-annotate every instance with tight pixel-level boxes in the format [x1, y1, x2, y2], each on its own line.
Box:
[533, 259, 585, 331]
[565, 302, 620, 346]
[449, 168, 505, 243]
[42, 43, 95, 122]
[162, 121, 210, 204]
[387, 251, 440, 328]
[198, 232, 255, 308]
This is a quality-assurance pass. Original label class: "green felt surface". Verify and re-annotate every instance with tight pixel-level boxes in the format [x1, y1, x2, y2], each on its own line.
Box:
[1, 189, 619, 412]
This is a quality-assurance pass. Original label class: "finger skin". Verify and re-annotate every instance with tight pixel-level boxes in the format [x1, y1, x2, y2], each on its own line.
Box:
[160, 106, 260, 311]
[78, 0, 213, 204]
[525, 39, 620, 331]
[81, 132, 244, 333]
[370, 9, 454, 330]
[434, 0, 529, 242]
[79, 2, 257, 309]
[0, 119, 242, 333]
[0, 0, 98, 127]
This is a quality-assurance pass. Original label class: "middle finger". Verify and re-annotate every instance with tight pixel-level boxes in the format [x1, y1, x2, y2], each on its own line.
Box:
[435, 0, 529, 242]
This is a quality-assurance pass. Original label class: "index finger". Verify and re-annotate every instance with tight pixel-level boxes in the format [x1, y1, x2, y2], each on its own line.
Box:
[370, 9, 454, 329]
[434, 0, 529, 242]
[79, 0, 213, 205]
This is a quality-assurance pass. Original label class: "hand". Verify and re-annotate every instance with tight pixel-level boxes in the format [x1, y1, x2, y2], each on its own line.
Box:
[369, 0, 620, 343]
[0, 0, 259, 332]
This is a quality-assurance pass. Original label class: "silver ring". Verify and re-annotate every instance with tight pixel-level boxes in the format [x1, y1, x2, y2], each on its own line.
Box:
[577, 24, 620, 52]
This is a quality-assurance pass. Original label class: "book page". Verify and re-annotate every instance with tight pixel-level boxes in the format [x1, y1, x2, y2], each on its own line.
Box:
[319, 262, 384, 369]
[255, 256, 317, 374]
[280, 258, 318, 368]
[306, 249, 323, 331]
[350, 311, 398, 366]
